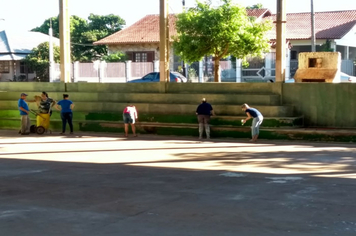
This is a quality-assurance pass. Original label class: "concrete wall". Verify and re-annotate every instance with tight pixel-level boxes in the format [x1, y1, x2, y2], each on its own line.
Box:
[282, 83, 356, 128]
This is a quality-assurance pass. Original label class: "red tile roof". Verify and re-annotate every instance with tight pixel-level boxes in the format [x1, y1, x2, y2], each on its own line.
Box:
[94, 14, 177, 45]
[246, 8, 272, 19]
[94, 9, 356, 45]
[266, 10, 356, 40]
[94, 9, 271, 45]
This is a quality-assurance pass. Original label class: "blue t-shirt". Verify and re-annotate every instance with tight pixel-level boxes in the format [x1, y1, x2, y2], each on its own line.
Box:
[57, 99, 73, 113]
[196, 102, 213, 115]
[246, 108, 262, 118]
[18, 98, 29, 115]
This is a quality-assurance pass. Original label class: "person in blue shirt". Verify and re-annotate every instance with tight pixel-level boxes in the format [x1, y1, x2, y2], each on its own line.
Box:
[196, 98, 215, 139]
[55, 94, 75, 135]
[18, 93, 32, 135]
[241, 103, 263, 142]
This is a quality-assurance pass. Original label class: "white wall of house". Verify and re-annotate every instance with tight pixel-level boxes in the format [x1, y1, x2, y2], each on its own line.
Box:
[335, 25, 356, 48]
[108, 43, 175, 71]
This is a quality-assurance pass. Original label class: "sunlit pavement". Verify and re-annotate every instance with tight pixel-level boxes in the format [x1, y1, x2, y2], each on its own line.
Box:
[0, 130, 355, 236]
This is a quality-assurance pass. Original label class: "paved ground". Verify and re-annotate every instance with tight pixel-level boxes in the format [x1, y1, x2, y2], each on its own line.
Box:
[0, 130, 355, 236]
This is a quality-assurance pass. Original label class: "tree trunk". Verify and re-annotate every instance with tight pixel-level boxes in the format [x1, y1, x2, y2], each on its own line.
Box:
[214, 57, 221, 82]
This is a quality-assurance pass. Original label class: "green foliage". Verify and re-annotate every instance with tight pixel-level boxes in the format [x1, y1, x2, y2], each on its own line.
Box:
[23, 42, 60, 82]
[320, 39, 334, 52]
[32, 14, 125, 62]
[246, 3, 263, 9]
[173, 0, 272, 81]
[101, 52, 127, 62]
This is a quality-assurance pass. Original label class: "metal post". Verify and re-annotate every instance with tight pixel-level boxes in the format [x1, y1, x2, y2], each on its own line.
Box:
[49, 19, 55, 82]
[311, 0, 316, 52]
[59, 0, 71, 83]
[275, 0, 286, 82]
[159, 0, 169, 82]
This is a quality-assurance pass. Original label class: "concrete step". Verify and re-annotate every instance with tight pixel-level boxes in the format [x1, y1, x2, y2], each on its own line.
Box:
[0, 111, 301, 128]
[2, 119, 354, 142]
[0, 92, 281, 105]
[0, 101, 294, 117]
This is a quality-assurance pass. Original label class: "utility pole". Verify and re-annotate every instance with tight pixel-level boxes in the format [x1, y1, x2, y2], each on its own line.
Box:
[159, 0, 169, 82]
[275, 0, 286, 82]
[182, 0, 186, 77]
[311, 0, 316, 52]
[49, 19, 55, 82]
[59, 0, 71, 83]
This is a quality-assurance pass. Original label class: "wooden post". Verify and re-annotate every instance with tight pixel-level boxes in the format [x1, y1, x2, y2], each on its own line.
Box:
[59, 0, 71, 83]
[275, 0, 286, 82]
[159, 0, 169, 82]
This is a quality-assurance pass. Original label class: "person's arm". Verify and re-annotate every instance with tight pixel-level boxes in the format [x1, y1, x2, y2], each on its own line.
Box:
[134, 106, 138, 119]
[55, 104, 61, 111]
[70, 103, 75, 110]
[242, 112, 252, 124]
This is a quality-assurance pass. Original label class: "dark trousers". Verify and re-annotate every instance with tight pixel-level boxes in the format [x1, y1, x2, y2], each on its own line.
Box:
[61, 112, 73, 133]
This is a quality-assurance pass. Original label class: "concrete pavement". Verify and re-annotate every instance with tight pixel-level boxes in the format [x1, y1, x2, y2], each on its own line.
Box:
[0, 130, 355, 236]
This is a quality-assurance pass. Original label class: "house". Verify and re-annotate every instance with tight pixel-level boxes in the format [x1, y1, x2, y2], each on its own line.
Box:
[94, 9, 356, 80]
[0, 30, 59, 81]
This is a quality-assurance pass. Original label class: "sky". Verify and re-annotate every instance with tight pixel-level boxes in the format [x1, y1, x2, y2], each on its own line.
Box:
[0, 0, 355, 32]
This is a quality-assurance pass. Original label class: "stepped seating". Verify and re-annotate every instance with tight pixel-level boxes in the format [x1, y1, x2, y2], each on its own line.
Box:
[0, 81, 303, 140]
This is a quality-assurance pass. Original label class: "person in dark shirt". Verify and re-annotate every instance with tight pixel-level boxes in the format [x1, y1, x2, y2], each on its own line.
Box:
[56, 94, 75, 135]
[196, 98, 215, 139]
[241, 103, 263, 142]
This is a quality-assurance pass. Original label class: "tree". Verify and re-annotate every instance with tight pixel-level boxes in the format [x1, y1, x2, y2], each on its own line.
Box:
[173, 0, 272, 82]
[101, 52, 127, 62]
[32, 14, 125, 62]
[246, 3, 263, 9]
[23, 42, 60, 82]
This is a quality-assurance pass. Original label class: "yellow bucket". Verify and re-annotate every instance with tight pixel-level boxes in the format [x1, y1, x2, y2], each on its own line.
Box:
[36, 113, 50, 130]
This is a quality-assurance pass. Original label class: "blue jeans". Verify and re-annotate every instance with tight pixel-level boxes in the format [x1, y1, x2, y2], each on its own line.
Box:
[251, 116, 263, 136]
[61, 112, 73, 133]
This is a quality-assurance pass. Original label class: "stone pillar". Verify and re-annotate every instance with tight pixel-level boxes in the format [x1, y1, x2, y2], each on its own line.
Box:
[73, 61, 79, 82]
[99, 61, 107, 83]
[126, 60, 132, 82]
[285, 49, 291, 81]
[154, 60, 159, 72]
[236, 58, 242, 83]
[199, 60, 203, 83]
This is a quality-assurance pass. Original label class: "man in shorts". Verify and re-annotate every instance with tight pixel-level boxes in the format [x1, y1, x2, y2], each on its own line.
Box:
[196, 98, 215, 139]
[123, 102, 138, 137]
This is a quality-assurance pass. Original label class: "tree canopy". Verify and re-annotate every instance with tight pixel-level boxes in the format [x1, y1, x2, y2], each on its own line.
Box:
[23, 42, 60, 82]
[246, 3, 263, 9]
[173, 0, 272, 82]
[32, 14, 125, 62]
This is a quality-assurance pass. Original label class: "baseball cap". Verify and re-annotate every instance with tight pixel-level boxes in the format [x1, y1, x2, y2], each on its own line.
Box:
[20, 93, 28, 96]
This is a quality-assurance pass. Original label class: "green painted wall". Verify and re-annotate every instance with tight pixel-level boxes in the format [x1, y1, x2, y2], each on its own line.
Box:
[282, 83, 356, 128]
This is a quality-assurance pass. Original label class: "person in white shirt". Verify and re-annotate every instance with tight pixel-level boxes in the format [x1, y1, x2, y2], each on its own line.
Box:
[123, 102, 138, 137]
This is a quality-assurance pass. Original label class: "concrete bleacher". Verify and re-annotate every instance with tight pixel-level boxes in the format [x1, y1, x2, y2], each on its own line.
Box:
[0, 82, 310, 140]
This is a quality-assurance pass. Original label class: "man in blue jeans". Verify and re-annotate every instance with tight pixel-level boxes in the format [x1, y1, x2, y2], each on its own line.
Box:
[241, 103, 263, 142]
[56, 94, 74, 135]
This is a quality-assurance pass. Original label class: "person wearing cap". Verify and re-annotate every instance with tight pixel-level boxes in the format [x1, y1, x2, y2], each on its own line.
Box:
[56, 94, 74, 135]
[196, 98, 215, 139]
[123, 102, 138, 137]
[241, 103, 263, 142]
[18, 93, 34, 135]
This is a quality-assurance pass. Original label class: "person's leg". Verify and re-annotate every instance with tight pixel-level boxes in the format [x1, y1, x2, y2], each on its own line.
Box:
[131, 124, 136, 136]
[251, 118, 258, 141]
[204, 115, 210, 139]
[124, 124, 129, 136]
[68, 112, 74, 133]
[198, 115, 204, 139]
[21, 115, 27, 134]
[60, 112, 67, 134]
[26, 115, 31, 133]
[253, 116, 263, 141]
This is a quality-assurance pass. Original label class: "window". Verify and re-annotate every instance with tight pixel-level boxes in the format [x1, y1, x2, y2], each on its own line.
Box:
[291, 51, 298, 60]
[309, 58, 317, 68]
[0, 61, 10, 73]
[20, 61, 34, 73]
[126, 51, 154, 62]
